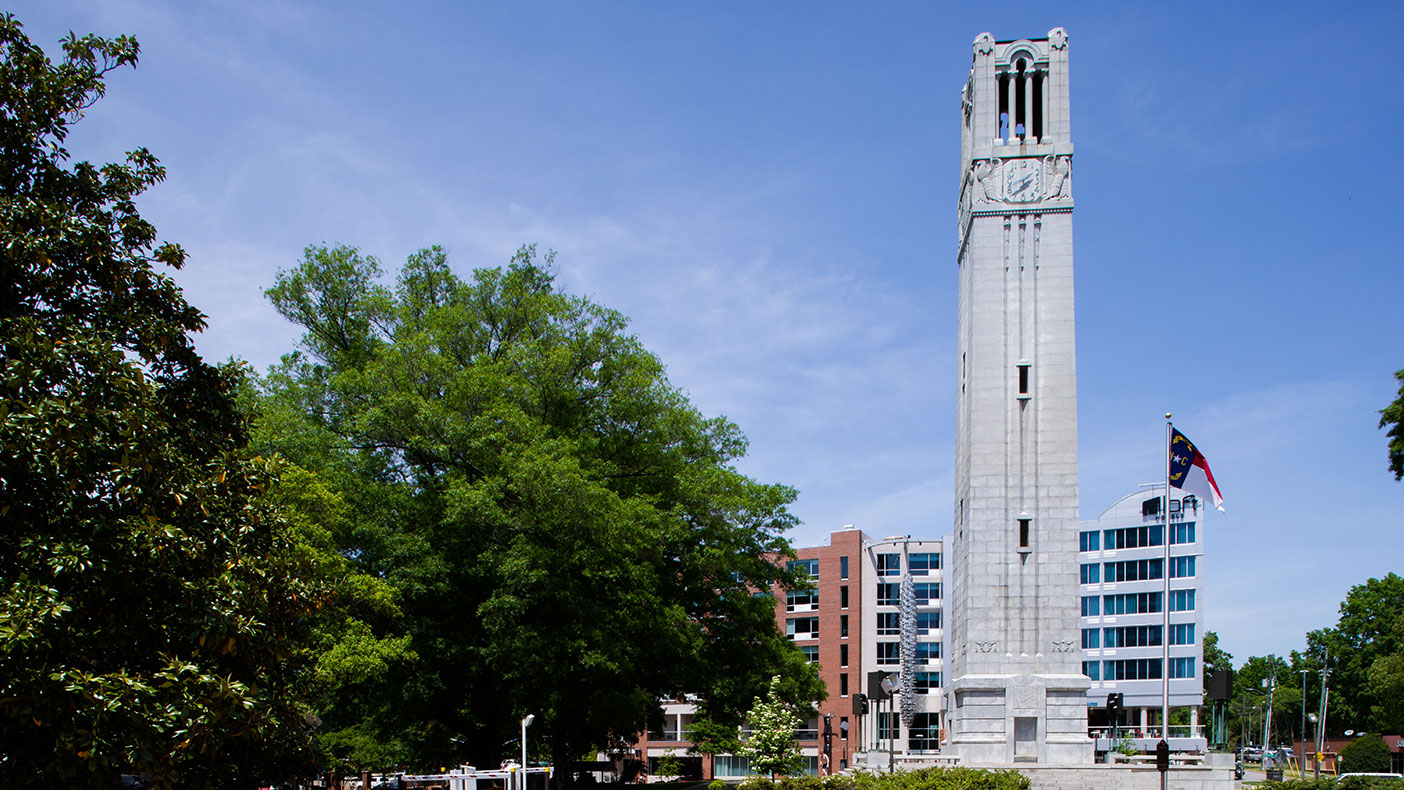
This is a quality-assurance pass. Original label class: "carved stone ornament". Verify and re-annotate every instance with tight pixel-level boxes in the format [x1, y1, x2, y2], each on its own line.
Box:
[1043, 154, 1072, 200]
[973, 33, 995, 56]
[957, 182, 972, 247]
[975, 640, 998, 653]
[973, 158, 1001, 203]
[1048, 28, 1068, 51]
[1052, 640, 1076, 653]
[962, 72, 974, 124]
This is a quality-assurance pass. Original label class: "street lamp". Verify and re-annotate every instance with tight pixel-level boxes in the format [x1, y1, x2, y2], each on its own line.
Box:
[521, 714, 536, 790]
[1308, 713, 1319, 780]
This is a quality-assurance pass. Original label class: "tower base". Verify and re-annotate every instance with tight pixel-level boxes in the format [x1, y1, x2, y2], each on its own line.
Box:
[945, 673, 1094, 765]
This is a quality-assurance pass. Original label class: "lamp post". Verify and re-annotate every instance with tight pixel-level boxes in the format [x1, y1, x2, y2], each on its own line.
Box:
[521, 714, 535, 790]
[1308, 713, 1319, 780]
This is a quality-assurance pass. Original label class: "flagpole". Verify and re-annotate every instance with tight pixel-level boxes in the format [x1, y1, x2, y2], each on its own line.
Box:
[1163, 413, 1173, 741]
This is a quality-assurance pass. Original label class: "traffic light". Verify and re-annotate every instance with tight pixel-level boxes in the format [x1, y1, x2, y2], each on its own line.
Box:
[853, 693, 869, 716]
[1155, 739, 1170, 772]
[1106, 692, 1123, 724]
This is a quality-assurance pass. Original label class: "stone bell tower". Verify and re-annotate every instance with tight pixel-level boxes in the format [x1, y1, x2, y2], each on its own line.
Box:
[944, 28, 1093, 765]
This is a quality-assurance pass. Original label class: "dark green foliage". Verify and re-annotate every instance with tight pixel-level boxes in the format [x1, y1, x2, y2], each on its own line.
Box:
[1263, 777, 1404, 790]
[0, 13, 324, 789]
[740, 768, 1030, 790]
[1381, 370, 1404, 480]
[1308, 575, 1404, 733]
[256, 243, 825, 772]
[1340, 734, 1392, 774]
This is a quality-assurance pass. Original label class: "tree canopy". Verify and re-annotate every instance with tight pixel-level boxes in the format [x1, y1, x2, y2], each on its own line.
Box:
[0, 15, 324, 788]
[254, 243, 824, 773]
[1308, 573, 1404, 735]
[1381, 369, 1404, 481]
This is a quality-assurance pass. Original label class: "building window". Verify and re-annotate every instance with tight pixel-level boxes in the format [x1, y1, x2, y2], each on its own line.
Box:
[1079, 531, 1100, 552]
[914, 671, 941, 694]
[799, 645, 819, 663]
[840, 673, 849, 696]
[909, 552, 940, 574]
[878, 712, 899, 741]
[877, 612, 900, 636]
[1170, 589, 1196, 612]
[714, 756, 752, 778]
[788, 559, 819, 580]
[786, 589, 819, 612]
[916, 611, 940, 634]
[840, 614, 849, 638]
[914, 582, 941, 604]
[1080, 563, 1100, 584]
[1170, 556, 1196, 578]
[840, 585, 849, 609]
[1018, 517, 1031, 549]
[840, 555, 849, 580]
[1103, 558, 1163, 583]
[1104, 591, 1162, 615]
[1017, 361, 1031, 397]
[1081, 628, 1100, 649]
[840, 644, 849, 667]
[876, 553, 901, 577]
[1081, 595, 1100, 616]
[786, 617, 820, 641]
[1103, 625, 1163, 648]
[1083, 661, 1101, 681]
[1170, 522, 1196, 545]
[916, 642, 940, 662]
[877, 583, 900, 606]
[877, 642, 900, 665]
[1170, 657, 1195, 678]
[1170, 623, 1196, 645]
[909, 713, 940, 751]
[1102, 658, 1163, 681]
[1103, 525, 1164, 550]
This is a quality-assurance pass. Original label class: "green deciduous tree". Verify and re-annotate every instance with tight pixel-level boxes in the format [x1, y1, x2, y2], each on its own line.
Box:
[1381, 369, 1404, 481]
[740, 675, 807, 778]
[255, 243, 824, 775]
[1202, 630, 1233, 695]
[1307, 573, 1404, 735]
[0, 15, 326, 788]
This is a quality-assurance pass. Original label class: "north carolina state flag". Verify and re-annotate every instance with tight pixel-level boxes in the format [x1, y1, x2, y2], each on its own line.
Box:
[1169, 428, 1224, 511]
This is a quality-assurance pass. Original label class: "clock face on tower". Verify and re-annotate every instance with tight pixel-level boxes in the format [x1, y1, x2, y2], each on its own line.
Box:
[1004, 159, 1041, 203]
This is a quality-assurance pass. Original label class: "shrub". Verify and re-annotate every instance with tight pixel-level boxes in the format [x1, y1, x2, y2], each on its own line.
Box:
[778, 776, 822, 790]
[710, 781, 729, 790]
[825, 767, 1029, 790]
[739, 778, 776, 790]
[1340, 734, 1392, 774]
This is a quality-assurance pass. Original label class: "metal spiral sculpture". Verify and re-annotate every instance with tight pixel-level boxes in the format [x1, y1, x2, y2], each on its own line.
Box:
[899, 567, 917, 729]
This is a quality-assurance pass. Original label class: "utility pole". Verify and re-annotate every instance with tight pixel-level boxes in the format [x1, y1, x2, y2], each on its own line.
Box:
[1300, 670, 1308, 779]
[1263, 656, 1276, 756]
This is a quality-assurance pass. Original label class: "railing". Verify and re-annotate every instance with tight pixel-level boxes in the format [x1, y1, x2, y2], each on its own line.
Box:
[1091, 724, 1206, 744]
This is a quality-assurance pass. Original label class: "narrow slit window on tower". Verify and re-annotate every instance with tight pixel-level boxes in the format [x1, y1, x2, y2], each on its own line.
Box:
[1018, 517, 1031, 550]
[1017, 360, 1031, 399]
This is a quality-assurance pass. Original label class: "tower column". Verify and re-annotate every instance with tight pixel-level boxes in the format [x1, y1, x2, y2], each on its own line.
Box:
[1023, 68, 1035, 142]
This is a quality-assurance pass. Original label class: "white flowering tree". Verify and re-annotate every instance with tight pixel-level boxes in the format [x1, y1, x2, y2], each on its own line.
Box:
[741, 675, 808, 777]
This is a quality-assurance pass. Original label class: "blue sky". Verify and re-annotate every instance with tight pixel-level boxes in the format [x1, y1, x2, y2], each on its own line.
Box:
[14, 1, 1403, 675]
